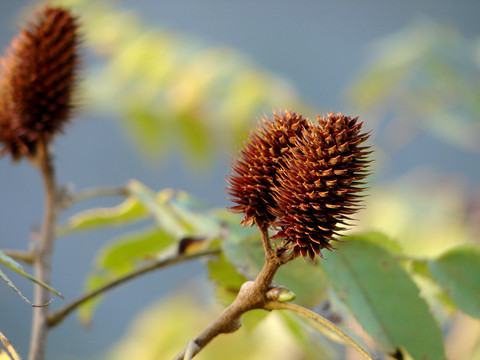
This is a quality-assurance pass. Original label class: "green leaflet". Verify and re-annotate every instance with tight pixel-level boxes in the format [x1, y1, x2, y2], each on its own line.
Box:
[98, 228, 177, 274]
[59, 180, 220, 238]
[78, 227, 177, 325]
[78, 273, 105, 326]
[127, 181, 193, 238]
[322, 235, 445, 360]
[57, 196, 148, 236]
[78, 183, 223, 325]
[429, 244, 480, 319]
[0, 250, 63, 304]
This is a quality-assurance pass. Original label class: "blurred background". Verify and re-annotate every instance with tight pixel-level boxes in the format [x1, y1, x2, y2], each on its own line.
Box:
[0, 0, 479, 359]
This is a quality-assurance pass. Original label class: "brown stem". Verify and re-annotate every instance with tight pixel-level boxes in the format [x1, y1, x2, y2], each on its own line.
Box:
[173, 226, 289, 360]
[29, 139, 58, 360]
[256, 218, 273, 257]
[47, 248, 220, 328]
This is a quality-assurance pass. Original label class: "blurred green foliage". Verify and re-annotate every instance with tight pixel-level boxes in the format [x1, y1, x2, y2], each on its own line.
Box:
[348, 19, 480, 152]
[48, 0, 312, 167]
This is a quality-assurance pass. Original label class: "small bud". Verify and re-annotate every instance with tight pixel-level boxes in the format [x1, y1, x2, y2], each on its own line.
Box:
[266, 286, 296, 302]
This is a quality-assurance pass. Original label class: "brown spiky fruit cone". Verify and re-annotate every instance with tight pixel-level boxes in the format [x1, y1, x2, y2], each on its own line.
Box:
[0, 6, 79, 160]
[227, 110, 372, 260]
[271, 112, 372, 259]
[226, 110, 312, 227]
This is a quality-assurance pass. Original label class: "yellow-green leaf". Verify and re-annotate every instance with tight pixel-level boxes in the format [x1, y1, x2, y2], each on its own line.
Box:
[429, 244, 480, 319]
[58, 196, 148, 236]
[322, 235, 445, 360]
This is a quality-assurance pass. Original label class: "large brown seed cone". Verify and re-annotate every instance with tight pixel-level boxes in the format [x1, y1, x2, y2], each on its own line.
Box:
[226, 110, 311, 227]
[271, 112, 372, 260]
[0, 6, 79, 160]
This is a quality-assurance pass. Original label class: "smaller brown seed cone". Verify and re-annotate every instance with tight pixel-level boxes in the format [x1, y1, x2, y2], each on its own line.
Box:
[271, 112, 372, 260]
[0, 6, 79, 160]
[226, 110, 311, 227]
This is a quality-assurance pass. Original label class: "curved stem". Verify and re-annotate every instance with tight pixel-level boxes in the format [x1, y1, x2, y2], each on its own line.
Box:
[29, 139, 58, 360]
[264, 301, 374, 360]
[47, 248, 220, 328]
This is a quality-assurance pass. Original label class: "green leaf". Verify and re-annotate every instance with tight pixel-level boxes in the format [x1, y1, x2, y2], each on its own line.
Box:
[207, 252, 248, 304]
[98, 228, 177, 274]
[127, 181, 222, 238]
[60, 180, 221, 238]
[57, 196, 148, 236]
[78, 273, 105, 326]
[168, 190, 221, 236]
[207, 253, 270, 331]
[0, 250, 63, 300]
[275, 260, 328, 308]
[322, 235, 445, 360]
[78, 227, 177, 324]
[429, 245, 480, 319]
[127, 181, 188, 237]
[222, 229, 265, 280]
[346, 231, 404, 254]
[78, 183, 224, 324]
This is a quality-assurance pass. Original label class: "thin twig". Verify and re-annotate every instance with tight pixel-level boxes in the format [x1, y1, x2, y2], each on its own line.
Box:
[264, 301, 374, 360]
[47, 248, 220, 328]
[29, 139, 58, 360]
[0, 330, 22, 360]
